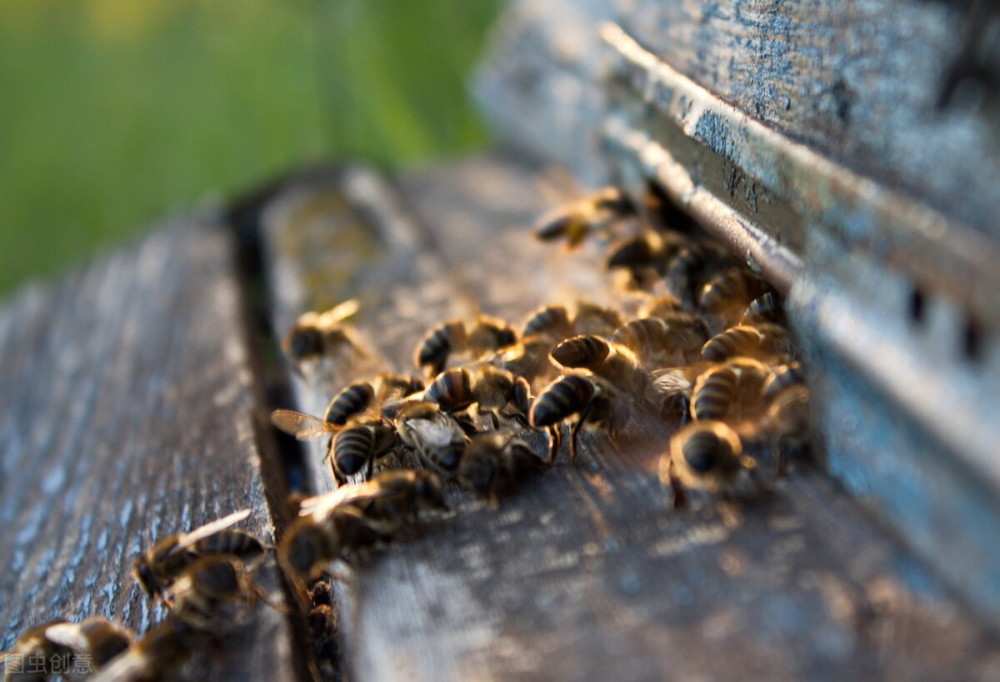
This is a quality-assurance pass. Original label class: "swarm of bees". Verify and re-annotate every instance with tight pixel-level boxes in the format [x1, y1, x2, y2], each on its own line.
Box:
[4, 182, 811, 680]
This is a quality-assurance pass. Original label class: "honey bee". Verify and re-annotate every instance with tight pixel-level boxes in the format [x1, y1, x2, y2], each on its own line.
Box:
[281, 299, 368, 373]
[689, 358, 770, 423]
[761, 364, 810, 472]
[521, 304, 574, 340]
[279, 507, 389, 583]
[664, 242, 735, 308]
[611, 312, 710, 368]
[414, 316, 517, 377]
[323, 380, 375, 425]
[132, 508, 264, 605]
[272, 403, 398, 483]
[458, 431, 546, 502]
[698, 268, 772, 333]
[740, 291, 786, 326]
[91, 617, 199, 682]
[659, 420, 757, 509]
[283, 471, 448, 582]
[165, 556, 263, 631]
[534, 186, 633, 247]
[636, 293, 683, 319]
[424, 365, 531, 428]
[297, 470, 448, 525]
[2, 617, 134, 680]
[700, 323, 796, 364]
[529, 374, 631, 461]
[549, 335, 650, 395]
[393, 400, 469, 474]
[605, 230, 687, 288]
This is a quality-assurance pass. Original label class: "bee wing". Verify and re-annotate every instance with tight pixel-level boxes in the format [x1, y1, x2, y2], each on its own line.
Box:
[318, 298, 360, 325]
[170, 508, 252, 555]
[271, 409, 337, 440]
[40, 622, 88, 651]
[297, 483, 394, 520]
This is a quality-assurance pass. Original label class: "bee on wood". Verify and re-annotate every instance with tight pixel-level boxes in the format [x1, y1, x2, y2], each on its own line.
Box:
[700, 322, 796, 364]
[689, 358, 770, 423]
[424, 365, 531, 429]
[132, 508, 265, 605]
[529, 374, 631, 461]
[549, 335, 650, 396]
[279, 507, 389, 583]
[458, 431, 547, 503]
[605, 229, 689, 289]
[698, 268, 773, 333]
[282, 471, 448, 583]
[660, 420, 759, 510]
[165, 556, 280, 632]
[760, 363, 811, 472]
[297, 470, 449, 526]
[664, 242, 736, 308]
[393, 400, 469, 474]
[323, 380, 375, 426]
[534, 186, 633, 248]
[611, 312, 710, 368]
[1, 617, 134, 681]
[282, 299, 369, 374]
[740, 291, 787, 326]
[271, 406, 398, 483]
[414, 315, 517, 377]
[91, 617, 199, 682]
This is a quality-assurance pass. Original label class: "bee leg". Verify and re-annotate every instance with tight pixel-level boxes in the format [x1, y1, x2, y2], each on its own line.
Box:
[546, 426, 562, 463]
[569, 419, 585, 462]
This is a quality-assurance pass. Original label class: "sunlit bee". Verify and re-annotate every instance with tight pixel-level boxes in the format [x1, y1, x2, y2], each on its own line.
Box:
[165, 556, 266, 632]
[323, 380, 374, 426]
[636, 293, 683, 320]
[393, 400, 468, 474]
[534, 186, 633, 247]
[279, 506, 395, 584]
[132, 509, 264, 605]
[690, 358, 770, 423]
[413, 316, 517, 377]
[700, 323, 796, 364]
[740, 291, 786, 326]
[93, 615, 201, 682]
[664, 242, 735, 308]
[330, 415, 398, 483]
[570, 301, 625, 337]
[282, 299, 367, 373]
[297, 470, 449, 526]
[424, 364, 531, 428]
[698, 268, 772, 332]
[458, 431, 547, 502]
[605, 230, 687, 289]
[611, 312, 710, 368]
[529, 374, 631, 461]
[550, 334, 650, 395]
[521, 304, 573, 341]
[1, 617, 134, 681]
[762, 362, 805, 401]
[660, 420, 756, 509]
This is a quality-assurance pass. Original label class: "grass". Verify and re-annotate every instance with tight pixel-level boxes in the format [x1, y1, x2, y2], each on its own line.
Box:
[0, 0, 501, 295]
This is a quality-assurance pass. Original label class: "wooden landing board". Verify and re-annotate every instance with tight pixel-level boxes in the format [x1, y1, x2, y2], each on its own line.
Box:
[0, 213, 301, 681]
[263, 156, 1000, 681]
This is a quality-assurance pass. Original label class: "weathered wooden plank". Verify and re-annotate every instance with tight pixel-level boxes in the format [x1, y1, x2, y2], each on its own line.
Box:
[0, 213, 302, 680]
[263, 156, 1000, 681]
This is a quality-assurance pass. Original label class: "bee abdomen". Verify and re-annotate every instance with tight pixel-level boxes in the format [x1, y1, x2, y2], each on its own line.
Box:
[741, 292, 786, 325]
[324, 381, 375, 425]
[691, 366, 739, 421]
[677, 422, 742, 474]
[522, 304, 571, 339]
[424, 367, 474, 412]
[701, 326, 763, 362]
[530, 375, 595, 427]
[334, 427, 376, 476]
[763, 362, 804, 401]
[699, 269, 769, 316]
[192, 530, 265, 560]
[550, 334, 611, 370]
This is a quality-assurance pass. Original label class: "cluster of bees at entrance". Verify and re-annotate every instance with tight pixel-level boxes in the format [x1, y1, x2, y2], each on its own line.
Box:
[270, 183, 812, 583]
[1, 185, 809, 681]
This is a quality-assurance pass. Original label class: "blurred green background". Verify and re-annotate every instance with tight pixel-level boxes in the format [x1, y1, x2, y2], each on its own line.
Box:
[0, 0, 502, 296]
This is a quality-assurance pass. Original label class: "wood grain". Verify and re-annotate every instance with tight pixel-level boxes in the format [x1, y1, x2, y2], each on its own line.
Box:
[263, 156, 1000, 681]
[0, 213, 301, 680]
